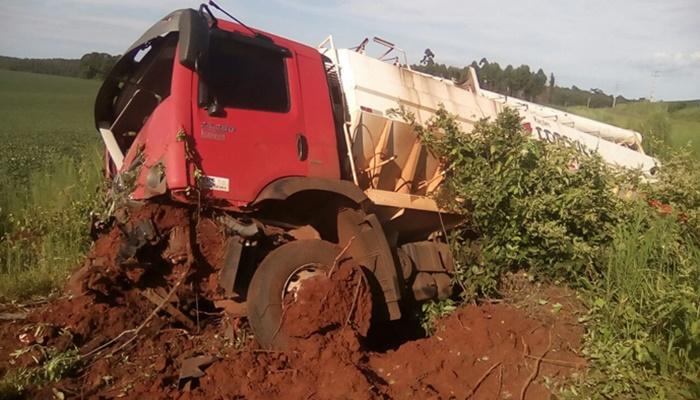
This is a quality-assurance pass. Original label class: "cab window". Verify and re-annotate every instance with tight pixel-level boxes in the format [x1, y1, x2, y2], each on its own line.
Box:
[207, 36, 289, 112]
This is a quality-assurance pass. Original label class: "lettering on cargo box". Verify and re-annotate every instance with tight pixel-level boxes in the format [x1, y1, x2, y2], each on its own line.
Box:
[201, 122, 236, 141]
[200, 175, 230, 192]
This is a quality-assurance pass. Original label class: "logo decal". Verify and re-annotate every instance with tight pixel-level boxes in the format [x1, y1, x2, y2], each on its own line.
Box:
[201, 122, 236, 141]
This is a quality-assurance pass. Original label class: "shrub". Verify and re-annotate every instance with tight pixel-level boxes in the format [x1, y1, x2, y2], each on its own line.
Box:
[399, 106, 624, 296]
[402, 105, 700, 398]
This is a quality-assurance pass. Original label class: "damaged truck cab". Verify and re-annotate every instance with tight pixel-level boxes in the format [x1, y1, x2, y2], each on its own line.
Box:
[94, 7, 459, 347]
[95, 9, 344, 206]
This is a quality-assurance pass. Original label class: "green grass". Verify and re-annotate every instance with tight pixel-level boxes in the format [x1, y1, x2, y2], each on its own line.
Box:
[569, 206, 700, 399]
[0, 346, 81, 399]
[567, 101, 700, 158]
[0, 70, 103, 301]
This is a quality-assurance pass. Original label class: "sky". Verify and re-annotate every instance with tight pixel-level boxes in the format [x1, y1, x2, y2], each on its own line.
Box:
[1, 0, 699, 101]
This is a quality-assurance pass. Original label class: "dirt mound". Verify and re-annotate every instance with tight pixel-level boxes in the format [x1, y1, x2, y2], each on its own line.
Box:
[369, 304, 584, 399]
[1, 288, 584, 399]
[190, 264, 380, 400]
[283, 263, 372, 339]
[0, 204, 586, 399]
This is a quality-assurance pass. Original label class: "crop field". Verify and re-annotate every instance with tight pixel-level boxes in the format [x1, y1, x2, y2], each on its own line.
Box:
[0, 70, 100, 188]
[0, 69, 103, 300]
[0, 70, 698, 399]
[567, 101, 700, 157]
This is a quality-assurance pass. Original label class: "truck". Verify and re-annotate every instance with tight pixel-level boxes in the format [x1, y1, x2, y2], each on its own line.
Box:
[93, 4, 658, 347]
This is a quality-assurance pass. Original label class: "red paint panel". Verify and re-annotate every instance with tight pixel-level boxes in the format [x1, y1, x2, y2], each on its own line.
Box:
[125, 50, 193, 199]
[296, 52, 341, 180]
[192, 54, 306, 206]
[190, 22, 338, 207]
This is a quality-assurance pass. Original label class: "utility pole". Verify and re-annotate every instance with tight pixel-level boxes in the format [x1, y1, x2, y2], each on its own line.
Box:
[612, 83, 620, 108]
[650, 71, 660, 102]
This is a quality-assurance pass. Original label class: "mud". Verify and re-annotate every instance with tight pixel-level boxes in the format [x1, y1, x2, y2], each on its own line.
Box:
[0, 205, 586, 399]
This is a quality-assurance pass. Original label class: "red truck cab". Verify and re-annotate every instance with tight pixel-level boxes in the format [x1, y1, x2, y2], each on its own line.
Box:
[95, 8, 346, 209]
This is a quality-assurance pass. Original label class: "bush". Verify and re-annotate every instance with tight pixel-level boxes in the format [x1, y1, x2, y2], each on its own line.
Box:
[401, 106, 623, 296]
[403, 105, 700, 398]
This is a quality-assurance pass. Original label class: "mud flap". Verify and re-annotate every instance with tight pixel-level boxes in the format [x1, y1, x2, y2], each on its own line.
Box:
[219, 237, 244, 298]
[337, 208, 402, 321]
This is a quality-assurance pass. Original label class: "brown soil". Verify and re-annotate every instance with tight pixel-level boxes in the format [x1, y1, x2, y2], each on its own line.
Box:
[0, 205, 586, 400]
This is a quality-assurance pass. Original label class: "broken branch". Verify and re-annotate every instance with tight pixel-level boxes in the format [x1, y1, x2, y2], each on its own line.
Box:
[466, 361, 502, 399]
[327, 236, 356, 277]
[519, 331, 552, 400]
[344, 272, 365, 329]
[81, 266, 191, 359]
[524, 354, 584, 368]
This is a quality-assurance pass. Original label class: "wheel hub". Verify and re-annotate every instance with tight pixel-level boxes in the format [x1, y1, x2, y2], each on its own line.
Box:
[283, 263, 325, 301]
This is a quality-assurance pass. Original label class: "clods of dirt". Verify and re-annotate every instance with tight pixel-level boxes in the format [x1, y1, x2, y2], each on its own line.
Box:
[1, 280, 585, 399]
[0, 204, 587, 399]
[283, 262, 373, 339]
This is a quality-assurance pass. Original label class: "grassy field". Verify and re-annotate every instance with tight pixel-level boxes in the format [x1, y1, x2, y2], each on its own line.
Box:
[0, 70, 103, 300]
[567, 101, 700, 157]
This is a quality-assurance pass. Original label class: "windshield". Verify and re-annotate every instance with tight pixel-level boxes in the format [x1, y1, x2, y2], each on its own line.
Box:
[95, 32, 178, 155]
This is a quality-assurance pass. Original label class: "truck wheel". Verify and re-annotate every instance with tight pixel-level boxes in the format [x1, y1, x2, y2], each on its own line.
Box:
[247, 239, 341, 348]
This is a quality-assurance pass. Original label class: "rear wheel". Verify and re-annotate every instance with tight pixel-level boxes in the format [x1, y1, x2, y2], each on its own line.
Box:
[247, 239, 340, 348]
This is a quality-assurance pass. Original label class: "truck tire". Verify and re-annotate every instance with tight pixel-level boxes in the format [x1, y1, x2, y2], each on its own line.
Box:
[247, 239, 341, 348]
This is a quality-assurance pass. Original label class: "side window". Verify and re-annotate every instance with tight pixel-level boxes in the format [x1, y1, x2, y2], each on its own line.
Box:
[208, 37, 289, 112]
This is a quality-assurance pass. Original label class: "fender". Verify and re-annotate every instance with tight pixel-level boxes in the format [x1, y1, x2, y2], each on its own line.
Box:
[251, 177, 368, 207]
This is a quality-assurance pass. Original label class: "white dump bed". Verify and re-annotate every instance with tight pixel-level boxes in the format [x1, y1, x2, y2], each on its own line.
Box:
[330, 47, 658, 175]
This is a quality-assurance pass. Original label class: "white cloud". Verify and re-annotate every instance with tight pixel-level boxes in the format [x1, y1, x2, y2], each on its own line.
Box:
[0, 0, 698, 99]
[649, 51, 700, 72]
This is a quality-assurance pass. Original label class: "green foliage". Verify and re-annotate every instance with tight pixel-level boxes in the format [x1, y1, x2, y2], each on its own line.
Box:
[0, 56, 81, 79]
[412, 56, 633, 106]
[419, 299, 457, 336]
[401, 106, 622, 296]
[403, 105, 700, 398]
[79, 52, 119, 79]
[0, 52, 118, 80]
[568, 102, 700, 159]
[569, 206, 700, 399]
[0, 69, 104, 300]
[0, 155, 104, 300]
[0, 347, 81, 399]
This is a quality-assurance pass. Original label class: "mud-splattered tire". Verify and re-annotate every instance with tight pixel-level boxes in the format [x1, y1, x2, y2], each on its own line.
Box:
[247, 239, 340, 348]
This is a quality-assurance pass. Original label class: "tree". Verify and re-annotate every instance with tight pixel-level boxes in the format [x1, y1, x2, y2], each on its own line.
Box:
[79, 52, 118, 79]
[525, 68, 547, 101]
[511, 65, 531, 96]
[480, 62, 502, 90]
[421, 48, 435, 66]
[502, 65, 514, 95]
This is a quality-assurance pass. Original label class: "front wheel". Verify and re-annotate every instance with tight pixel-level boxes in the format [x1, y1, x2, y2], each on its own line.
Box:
[247, 239, 341, 348]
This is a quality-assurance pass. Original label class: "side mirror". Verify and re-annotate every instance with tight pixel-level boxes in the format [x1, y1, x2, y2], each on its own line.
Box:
[207, 99, 224, 117]
[178, 9, 209, 70]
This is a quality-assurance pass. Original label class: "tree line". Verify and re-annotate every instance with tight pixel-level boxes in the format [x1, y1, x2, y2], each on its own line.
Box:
[1, 49, 642, 109]
[0, 52, 118, 80]
[413, 50, 638, 108]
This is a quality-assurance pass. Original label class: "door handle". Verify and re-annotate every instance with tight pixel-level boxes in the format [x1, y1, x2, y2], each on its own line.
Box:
[296, 133, 308, 161]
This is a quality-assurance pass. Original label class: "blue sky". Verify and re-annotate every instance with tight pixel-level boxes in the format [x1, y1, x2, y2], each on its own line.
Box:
[1, 0, 699, 100]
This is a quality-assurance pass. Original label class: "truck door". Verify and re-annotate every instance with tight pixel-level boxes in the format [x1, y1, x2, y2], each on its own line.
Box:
[193, 32, 306, 206]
